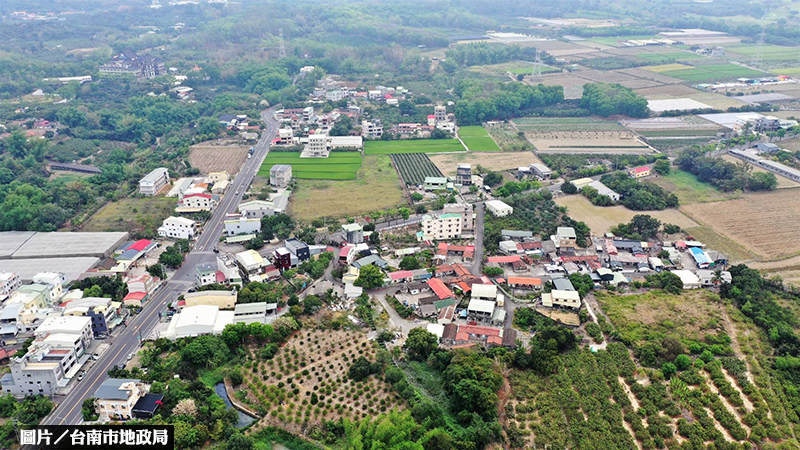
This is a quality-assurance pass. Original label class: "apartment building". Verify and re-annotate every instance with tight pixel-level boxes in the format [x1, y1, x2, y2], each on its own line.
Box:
[139, 168, 170, 196]
[418, 213, 463, 241]
[157, 216, 197, 240]
[269, 164, 293, 188]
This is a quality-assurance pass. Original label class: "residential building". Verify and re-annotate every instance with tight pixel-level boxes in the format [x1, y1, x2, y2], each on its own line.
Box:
[277, 128, 294, 145]
[224, 216, 261, 236]
[235, 250, 269, 281]
[126, 274, 158, 297]
[672, 270, 701, 289]
[552, 277, 575, 291]
[467, 298, 496, 323]
[456, 164, 472, 186]
[139, 168, 170, 196]
[196, 263, 218, 287]
[233, 302, 275, 325]
[587, 180, 620, 202]
[179, 193, 215, 211]
[2, 343, 76, 397]
[270, 164, 293, 188]
[434, 105, 447, 122]
[273, 247, 293, 271]
[157, 216, 197, 240]
[531, 163, 552, 179]
[62, 297, 117, 337]
[697, 270, 732, 286]
[353, 254, 388, 269]
[570, 177, 594, 189]
[541, 290, 581, 309]
[424, 176, 448, 191]
[239, 200, 278, 219]
[285, 238, 310, 262]
[303, 134, 329, 158]
[123, 292, 148, 308]
[506, 277, 542, 290]
[554, 227, 577, 255]
[208, 172, 229, 183]
[342, 223, 364, 244]
[427, 278, 454, 301]
[163, 305, 234, 340]
[94, 378, 154, 422]
[361, 120, 383, 138]
[19, 283, 60, 308]
[443, 203, 474, 231]
[99, 49, 165, 79]
[0, 272, 21, 299]
[217, 255, 243, 286]
[34, 316, 93, 356]
[418, 213, 463, 241]
[486, 200, 513, 217]
[183, 290, 237, 310]
[628, 166, 651, 178]
[502, 230, 533, 241]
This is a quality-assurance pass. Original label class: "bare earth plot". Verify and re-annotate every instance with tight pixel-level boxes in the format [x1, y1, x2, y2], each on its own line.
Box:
[429, 151, 540, 176]
[555, 195, 697, 234]
[527, 131, 654, 154]
[681, 189, 800, 260]
[779, 136, 800, 152]
[537, 73, 590, 99]
[189, 142, 249, 175]
[618, 67, 687, 85]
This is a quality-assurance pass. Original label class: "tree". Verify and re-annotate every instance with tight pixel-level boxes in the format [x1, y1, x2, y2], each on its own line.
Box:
[0, 395, 16, 418]
[561, 181, 578, 194]
[674, 354, 692, 371]
[244, 236, 264, 250]
[399, 256, 421, 270]
[147, 264, 166, 280]
[159, 250, 184, 269]
[646, 271, 684, 294]
[348, 356, 379, 381]
[369, 231, 381, 245]
[15, 396, 53, 425]
[484, 267, 504, 277]
[404, 328, 439, 361]
[83, 285, 104, 298]
[81, 397, 98, 422]
[630, 214, 662, 239]
[662, 223, 681, 235]
[410, 193, 423, 202]
[661, 362, 677, 379]
[226, 433, 254, 450]
[483, 172, 503, 186]
[303, 295, 323, 315]
[354, 265, 385, 289]
[654, 159, 671, 175]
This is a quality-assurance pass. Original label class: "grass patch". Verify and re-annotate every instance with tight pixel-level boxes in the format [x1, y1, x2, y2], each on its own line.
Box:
[554, 195, 697, 235]
[727, 44, 800, 62]
[290, 155, 404, 221]
[643, 63, 696, 73]
[657, 63, 767, 82]
[650, 170, 740, 205]
[459, 126, 502, 152]
[198, 366, 227, 388]
[364, 139, 464, 155]
[83, 197, 175, 233]
[258, 152, 362, 180]
[636, 129, 720, 137]
[774, 67, 800, 77]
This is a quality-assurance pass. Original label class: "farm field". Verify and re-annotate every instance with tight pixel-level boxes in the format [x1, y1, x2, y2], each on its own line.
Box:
[240, 328, 403, 436]
[555, 195, 697, 234]
[637, 52, 705, 63]
[458, 125, 502, 152]
[364, 139, 464, 155]
[725, 44, 800, 62]
[486, 123, 535, 152]
[428, 151, 541, 176]
[82, 197, 175, 234]
[527, 131, 654, 154]
[513, 116, 625, 132]
[289, 156, 404, 221]
[258, 152, 362, 180]
[468, 61, 561, 77]
[681, 189, 800, 260]
[189, 143, 249, 175]
[644, 63, 768, 83]
[774, 67, 800, 77]
[650, 170, 741, 204]
[391, 153, 442, 186]
[720, 155, 800, 189]
[779, 136, 800, 152]
[682, 225, 757, 262]
[48, 170, 94, 182]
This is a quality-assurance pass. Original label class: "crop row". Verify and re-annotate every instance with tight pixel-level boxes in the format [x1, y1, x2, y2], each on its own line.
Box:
[391, 153, 443, 186]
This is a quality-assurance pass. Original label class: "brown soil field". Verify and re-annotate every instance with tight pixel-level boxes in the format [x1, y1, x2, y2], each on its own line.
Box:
[429, 151, 540, 176]
[619, 68, 686, 85]
[189, 142, 248, 175]
[779, 136, 800, 152]
[243, 328, 403, 436]
[576, 68, 642, 83]
[681, 189, 800, 260]
[556, 195, 698, 234]
[536, 73, 589, 99]
[527, 131, 655, 154]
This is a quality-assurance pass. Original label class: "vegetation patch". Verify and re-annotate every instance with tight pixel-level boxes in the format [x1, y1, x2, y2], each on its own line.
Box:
[82, 197, 176, 234]
[364, 139, 464, 155]
[458, 125, 502, 152]
[258, 152, 363, 180]
[391, 153, 442, 186]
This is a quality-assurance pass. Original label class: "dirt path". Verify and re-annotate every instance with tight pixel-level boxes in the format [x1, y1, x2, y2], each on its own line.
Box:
[704, 407, 740, 443]
[700, 372, 751, 434]
[622, 419, 644, 450]
[618, 376, 640, 411]
[721, 309, 756, 386]
[497, 368, 512, 450]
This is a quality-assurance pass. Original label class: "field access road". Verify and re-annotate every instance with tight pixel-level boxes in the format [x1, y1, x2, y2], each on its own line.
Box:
[40, 107, 281, 426]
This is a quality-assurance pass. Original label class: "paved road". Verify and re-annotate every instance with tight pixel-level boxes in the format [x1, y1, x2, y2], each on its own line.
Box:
[468, 202, 485, 278]
[41, 107, 282, 426]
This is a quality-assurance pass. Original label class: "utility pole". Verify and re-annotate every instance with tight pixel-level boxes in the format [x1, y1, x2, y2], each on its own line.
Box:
[278, 28, 287, 58]
[531, 49, 543, 83]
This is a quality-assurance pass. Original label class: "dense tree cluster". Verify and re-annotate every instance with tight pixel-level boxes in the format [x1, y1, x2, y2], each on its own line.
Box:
[580, 83, 649, 118]
[444, 42, 541, 67]
[601, 172, 679, 210]
[676, 147, 778, 192]
[610, 214, 663, 240]
[454, 81, 564, 125]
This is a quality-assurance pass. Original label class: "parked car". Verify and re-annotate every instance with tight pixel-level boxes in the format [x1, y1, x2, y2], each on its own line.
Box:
[127, 352, 135, 361]
[92, 353, 100, 361]
[77, 370, 86, 381]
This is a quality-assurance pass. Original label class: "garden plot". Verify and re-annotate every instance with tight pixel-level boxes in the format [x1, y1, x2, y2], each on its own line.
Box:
[618, 67, 688, 85]
[537, 72, 591, 99]
[242, 329, 403, 435]
[527, 131, 654, 154]
[513, 117, 625, 133]
[681, 189, 800, 260]
[555, 195, 697, 234]
[258, 152, 362, 180]
[189, 143, 249, 175]
[391, 153, 443, 186]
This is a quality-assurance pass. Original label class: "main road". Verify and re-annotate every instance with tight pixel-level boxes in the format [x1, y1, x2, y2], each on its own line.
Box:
[41, 107, 281, 426]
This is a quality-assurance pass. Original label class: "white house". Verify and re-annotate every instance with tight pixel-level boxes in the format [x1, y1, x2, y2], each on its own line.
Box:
[541, 290, 581, 309]
[418, 213, 463, 241]
[672, 270, 701, 289]
[139, 168, 170, 196]
[486, 200, 513, 217]
[224, 217, 261, 236]
[178, 193, 215, 211]
[0, 272, 22, 299]
[158, 216, 197, 240]
[471, 284, 498, 302]
[163, 305, 234, 340]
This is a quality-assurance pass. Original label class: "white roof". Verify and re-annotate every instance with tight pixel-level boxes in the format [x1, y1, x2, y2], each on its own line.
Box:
[467, 298, 496, 314]
[35, 316, 90, 335]
[239, 200, 273, 212]
[173, 305, 233, 334]
[235, 250, 265, 268]
[485, 200, 512, 211]
[164, 216, 195, 226]
[471, 283, 498, 299]
[551, 290, 581, 301]
[672, 270, 700, 286]
[426, 323, 445, 339]
[140, 167, 169, 183]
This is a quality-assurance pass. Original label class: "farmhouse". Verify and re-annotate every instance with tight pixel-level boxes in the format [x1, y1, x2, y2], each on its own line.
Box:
[456, 164, 473, 186]
[427, 278, 454, 301]
[467, 298, 496, 323]
[587, 180, 620, 202]
[502, 230, 533, 241]
[424, 177, 448, 191]
[628, 166, 651, 178]
[672, 270, 701, 289]
[485, 200, 513, 217]
[554, 227, 577, 255]
[697, 269, 732, 286]
[506, 276, 542, 290]
[138, 168, 170, 196]
[570, 177, 594, 189]
[341, 223, 364, 244]
[178, 193, 216, 212]
[270, 165, 293, 188]
[531, 163, 552, 179]
[541, 290, 581, 309]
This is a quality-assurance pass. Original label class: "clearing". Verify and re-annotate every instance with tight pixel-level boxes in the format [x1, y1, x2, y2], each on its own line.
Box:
[241, 328, 403, 436]
[429, 151, 540, 176]
[289, 156, 404, 221]
[555, 195, 697, 235]
[82, 197, 175, 234]
[364, 139, 465, 155]
[649, 170, 741, 205]
[681, 189, 800, 260]
[258, 152, 362, 180]
[458, 126, 502, 152]
[189, 142, 249, 175]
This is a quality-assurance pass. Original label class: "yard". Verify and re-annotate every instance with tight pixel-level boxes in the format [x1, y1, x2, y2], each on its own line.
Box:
[364, 139, 465, 155]
[555, 195, 697, 234]
[681, 189, 800, 260]
[189, 142, 249, 175]
[241, 328, 403, 436]
[289, 155, 405, 221]
[258, 152, 363, 180]
[458, 126, 502, 152]
[428, 151, 541, 176]
[82, 197, 175, 234]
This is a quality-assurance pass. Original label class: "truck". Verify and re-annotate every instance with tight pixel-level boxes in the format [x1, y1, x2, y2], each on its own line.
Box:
[248, 147, 255, 155]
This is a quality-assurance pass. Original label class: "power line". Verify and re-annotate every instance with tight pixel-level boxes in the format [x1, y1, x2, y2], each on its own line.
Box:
[278, 28, 286, 58]
[531, 49, 542, 82]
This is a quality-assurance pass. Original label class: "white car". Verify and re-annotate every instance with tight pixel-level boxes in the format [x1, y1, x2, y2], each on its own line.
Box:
[127, 352, 135, 361]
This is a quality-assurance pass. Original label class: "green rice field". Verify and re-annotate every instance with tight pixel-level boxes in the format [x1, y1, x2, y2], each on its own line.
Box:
[364, 139, 465, 155]
[258, 152, 362, 180]
[458, 126, 502, 152]
[727, 44, 800, 62]
[656, 63, 768, 82]
[774, 67, 800, 77]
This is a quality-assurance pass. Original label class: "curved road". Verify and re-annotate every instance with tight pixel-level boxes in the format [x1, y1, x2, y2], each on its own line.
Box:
[41, 107, 281, 426]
